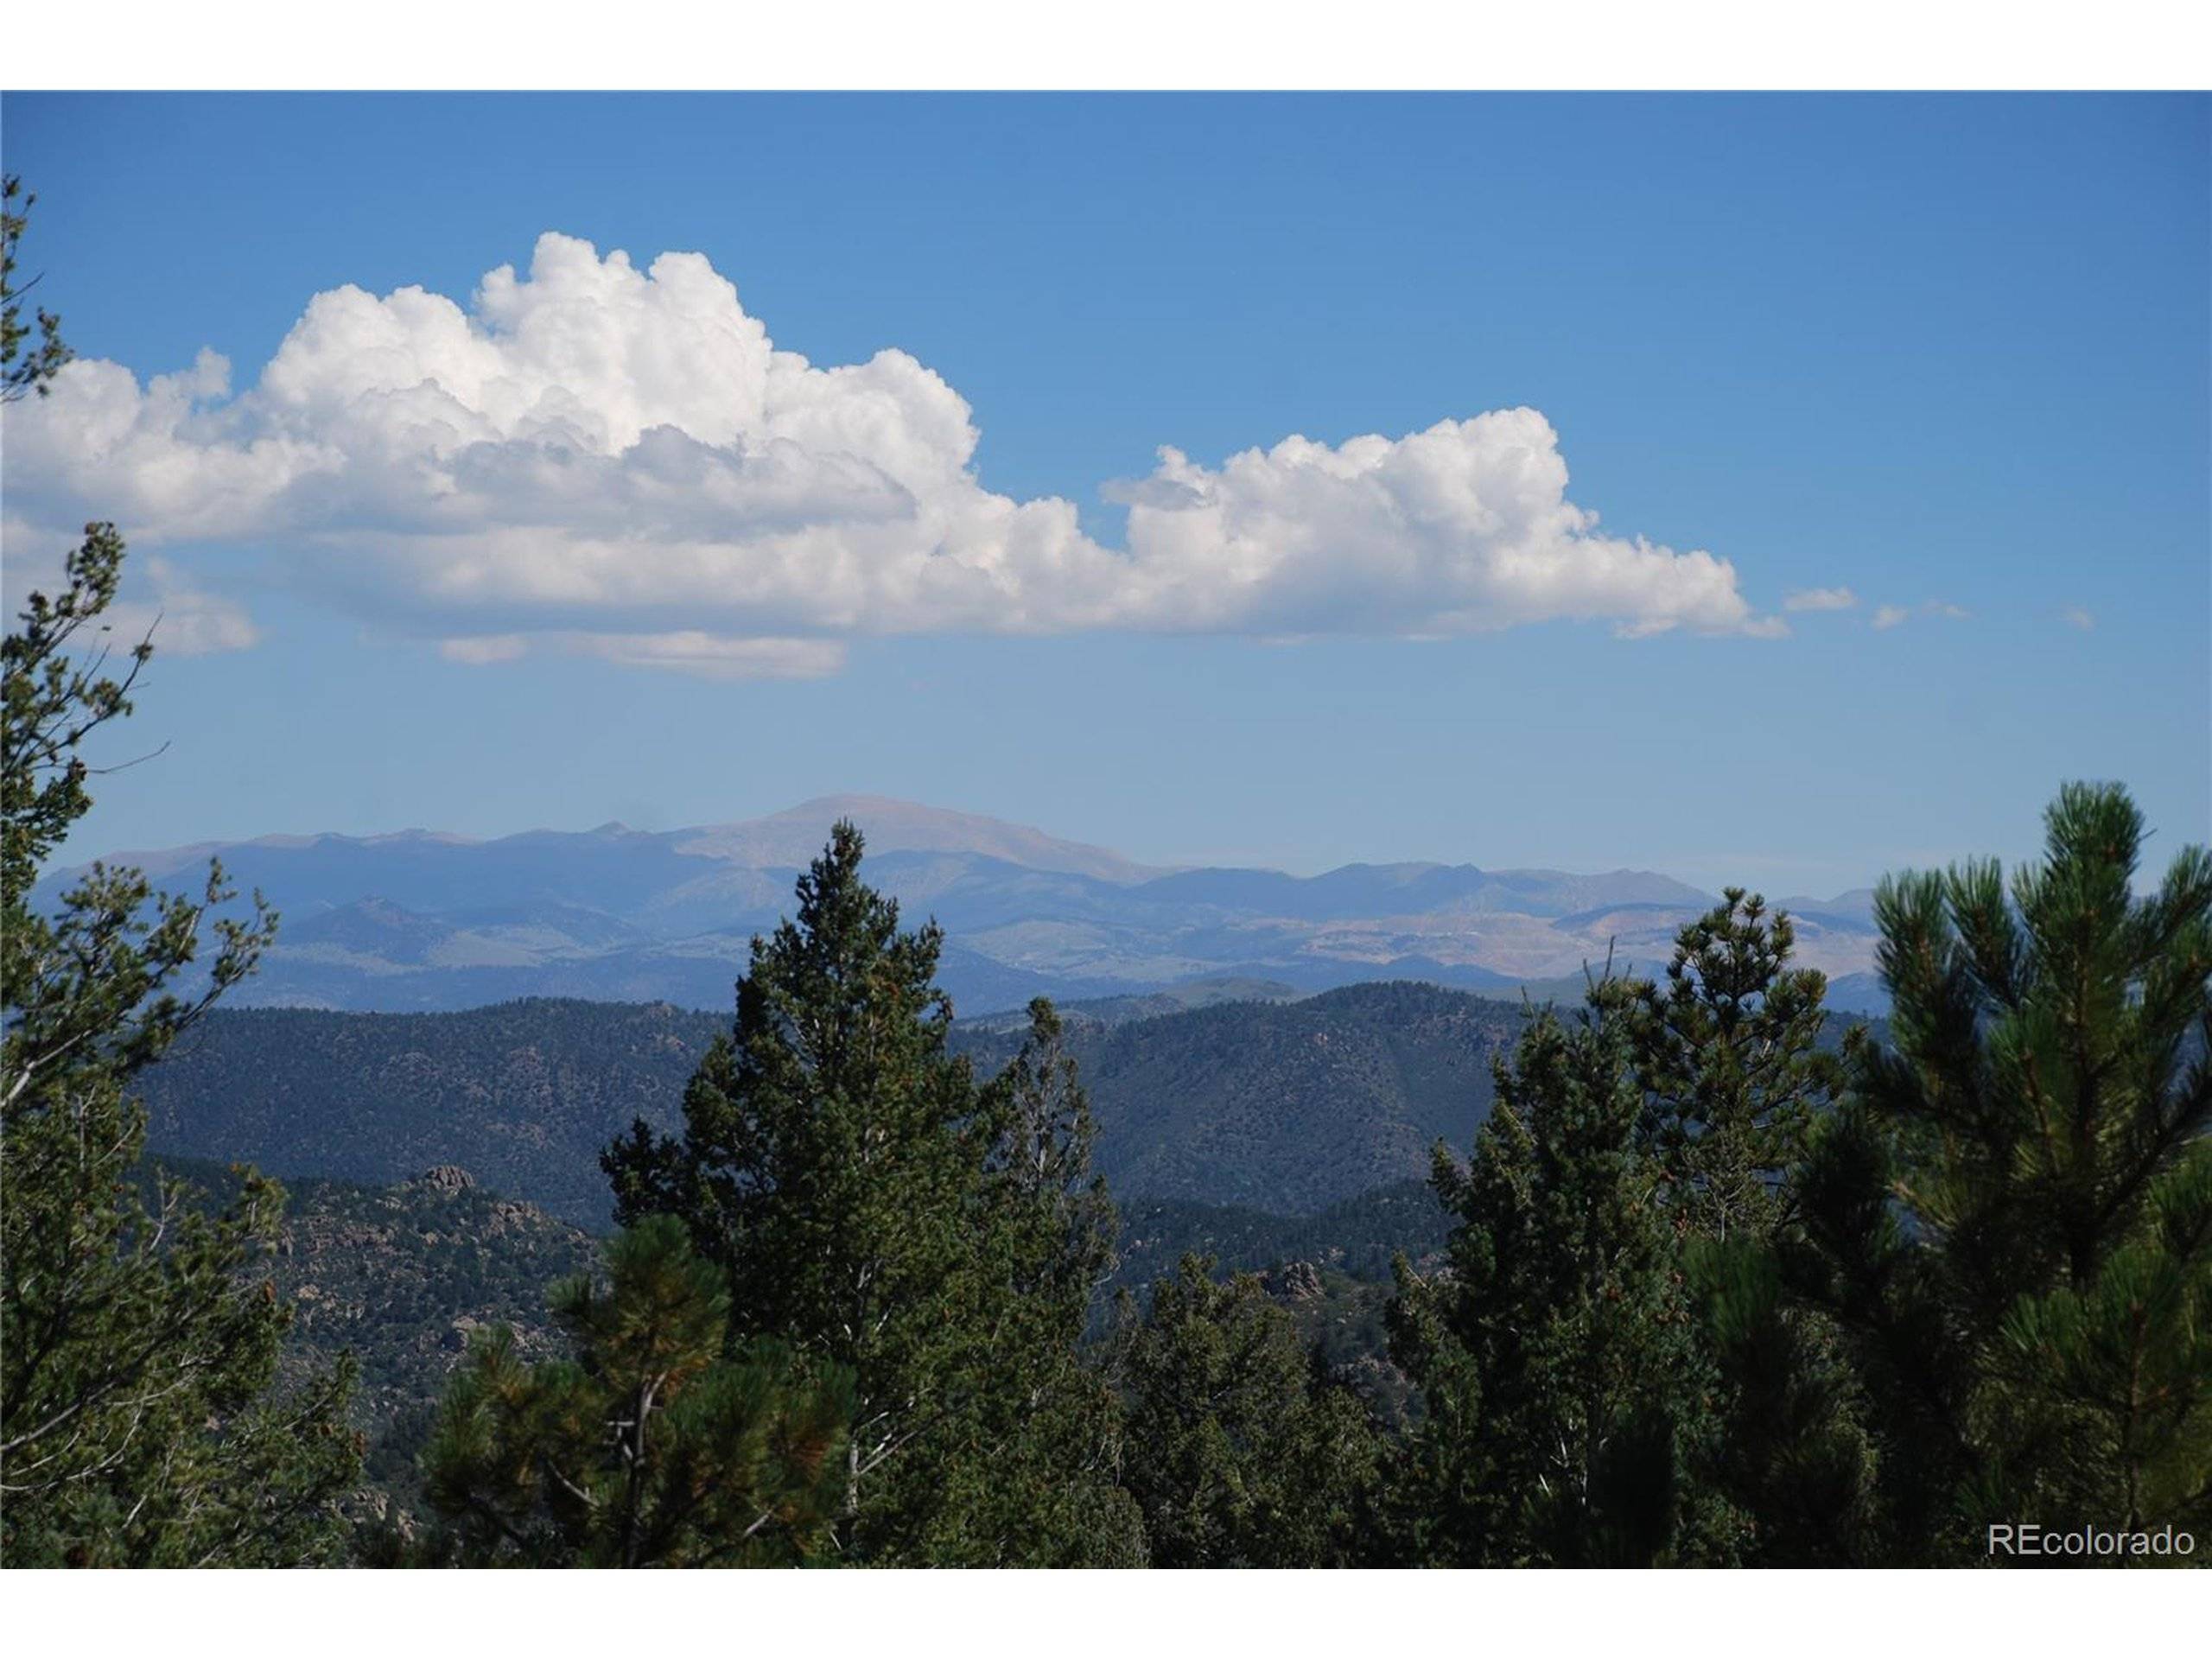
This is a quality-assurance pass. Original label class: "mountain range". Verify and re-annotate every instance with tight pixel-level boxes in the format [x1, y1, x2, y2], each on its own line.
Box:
[47, 794, 1891, 1017]
[137, 982, 1878, 1226]
[137, 983, 1524, 1224]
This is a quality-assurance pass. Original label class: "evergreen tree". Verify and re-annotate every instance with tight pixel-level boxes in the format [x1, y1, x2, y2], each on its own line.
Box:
[1115, 1254, 1382, 1567]
[1617, 896, 1882, 1562]
[2, 188, 359, 1566]
[977, 999, 1119, 1332]
[1, 531, 360, 1565]
[923, 998, 1145, 1565]
[3, 175, 72, 404]
[408, 1217, 850, 1567]
[603, 827, 1138, 1563]
[1684, 1232, 1883, 1564]
[1388, 993, 1738, 1566]
[1788, 782, 2211, 1560]
[1623, 892, 1846, 1243]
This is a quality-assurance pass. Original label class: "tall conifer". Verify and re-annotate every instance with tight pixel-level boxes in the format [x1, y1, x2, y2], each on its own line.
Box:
[603, 827, 1139, 1562]
[1789, 783, 2212, 1559]
[2, 188, 359, 1566]
[1116, 1255, 1381, 1567]
[1623, 892, 1845, 1242]
[1388, 993, 1738, 1565]
[1619, 896, 1881, 1562]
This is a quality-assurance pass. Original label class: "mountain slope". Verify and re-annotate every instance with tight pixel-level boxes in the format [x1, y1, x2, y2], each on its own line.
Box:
[143, 1001, 724, 1224]
[151, 1152, 1448, 1512]
[970, 981, 1518, 1211]
[138, 985, 1524, 1221]
[146, 1155, 600, 1510]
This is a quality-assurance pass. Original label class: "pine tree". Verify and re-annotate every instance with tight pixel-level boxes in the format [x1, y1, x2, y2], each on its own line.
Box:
[3, 175, 73, 404]
[1615, 895, 1881, 1562]
[1115, 1255, 1381, 1567]
[1684, 1231, 1883, 1564]
[1, 529, 360, 1566]
[977, 999, 1119, 1334]
[3, 186, 358, 1564]
[922, 998, 1145, 1565]
[603, 827, 1138, 1563]
[1788, 782, 2212, 1560]
[1623, 891, 1845, 1243]
[1388, 992, 1738, 1566]
[408, 1217, 850, 1567]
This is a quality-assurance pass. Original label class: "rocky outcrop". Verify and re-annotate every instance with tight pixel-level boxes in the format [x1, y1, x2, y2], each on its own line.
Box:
[1263, 1260, 1325, 1302]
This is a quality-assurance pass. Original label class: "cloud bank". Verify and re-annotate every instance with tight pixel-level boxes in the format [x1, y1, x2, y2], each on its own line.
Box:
[3, 233, 1782, 674]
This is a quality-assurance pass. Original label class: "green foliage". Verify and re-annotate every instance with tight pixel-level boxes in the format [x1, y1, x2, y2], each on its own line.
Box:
[604, 827, 1141, 1563]
[1789, 782, 2212, 1560]
[408, 1217, 850, 1567]
[3, 174, 73, 404]
[603, 823, 984, 1557]
[155, 1147, 1447, 1538]
[6, 447, 2185, 1577]
[1612, 893, 1881, 1562]
[1995, 1143, 2212, 1538]
[977, 998, 1119, 1329]
[2, 503, 357, 1565]
[1620, 890, 1848, 1243]
[1115, 1178, 1450, 1295]
[925, 998, 1146, 1566]
[1388, 992, 1738, 1566]
[1115, 1254, 1382, 1567]
[1684, 1233, 1882, 1564]
[145, 1156, 602, 1507]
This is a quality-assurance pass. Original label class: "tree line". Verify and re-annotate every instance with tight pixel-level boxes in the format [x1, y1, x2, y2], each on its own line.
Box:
[3, 175, 2207, 1567]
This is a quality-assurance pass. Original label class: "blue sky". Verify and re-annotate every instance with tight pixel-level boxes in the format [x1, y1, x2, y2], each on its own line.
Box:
[3, 92, 2205, 893]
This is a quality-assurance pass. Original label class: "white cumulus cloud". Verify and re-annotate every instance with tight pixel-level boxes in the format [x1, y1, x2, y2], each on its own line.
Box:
[3, 233, 1788, 675]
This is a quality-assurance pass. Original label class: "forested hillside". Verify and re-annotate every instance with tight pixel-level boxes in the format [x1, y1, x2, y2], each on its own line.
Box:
[1114, 1177, 1449, 1288]
[141, 1153, 1442, 1521]
[138, 983, 1529, 1218]
[146, 1157, 599, 1508]
[142, 1001, 723, 1224]
[965, 981, 1522, 1208]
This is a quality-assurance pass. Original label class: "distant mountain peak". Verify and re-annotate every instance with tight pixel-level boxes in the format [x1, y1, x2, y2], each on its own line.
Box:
[673, 795, 1165, 886]
[785, 791, 930, 816]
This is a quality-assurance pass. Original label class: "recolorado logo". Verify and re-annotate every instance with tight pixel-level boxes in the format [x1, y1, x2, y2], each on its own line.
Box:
[1988, 1524, 2196, 1560]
